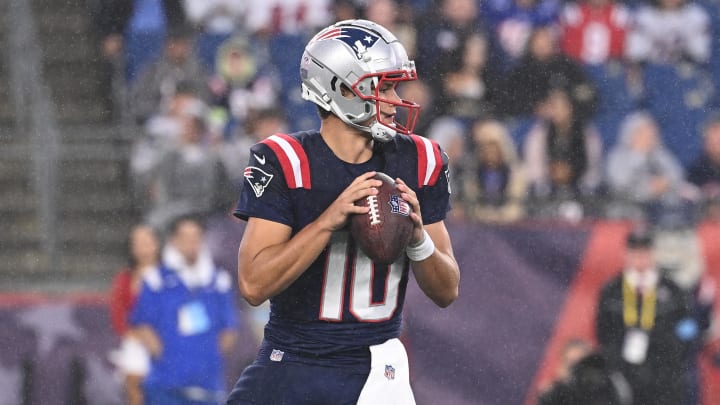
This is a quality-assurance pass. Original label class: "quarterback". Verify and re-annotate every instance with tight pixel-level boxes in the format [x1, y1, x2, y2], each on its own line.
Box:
[227, 19, 460, 404]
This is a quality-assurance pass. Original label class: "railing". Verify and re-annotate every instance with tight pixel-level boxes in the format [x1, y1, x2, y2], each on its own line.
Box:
[6, 0, 60, 269]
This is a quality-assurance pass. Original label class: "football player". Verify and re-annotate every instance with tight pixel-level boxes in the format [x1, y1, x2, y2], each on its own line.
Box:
[227, 19, 460, 404]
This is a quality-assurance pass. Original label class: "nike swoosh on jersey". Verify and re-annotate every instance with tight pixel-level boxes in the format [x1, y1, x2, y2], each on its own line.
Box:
[254, 153, 266, 165]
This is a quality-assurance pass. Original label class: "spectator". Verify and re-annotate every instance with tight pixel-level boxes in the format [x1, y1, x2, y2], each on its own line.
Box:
[539, 352, 631, 405]
[685, 274, 716, 404]
[130, 24, 208, 125]
[499, 24, 598, 119]
[108, 224, 160, 405]
[551, 339, 594, 388]
[559, 0, 630, 65]
[426, 116, 468, 215]
[414, 0, 484, 99]
[130, 216, 238, 404]
[129, 85, 207, 216]
[523, 86, 603, 217]
[331, 0, 364, 22]
[219, 108, 288, 185]
[481, 0, 561, 72]
[437, 32, 503, 119]
[399, 77, 437, 135]
[595, 228, 705, 405]
[142, 100, 233, 233]
[455, 119, 527, 223]
[625, 0, 711, 66]
[688, 114, 720, 220]
[94, 0, 187, 83]
[182, 0, 247, 71]
[243, 0, 332, 36]
[206, 36, 278, 141]
[363, 0, 418, 59]
[606, 112, 694, 228]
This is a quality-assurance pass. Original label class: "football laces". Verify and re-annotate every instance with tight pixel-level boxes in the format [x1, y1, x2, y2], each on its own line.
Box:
[366, 195, 381, 225]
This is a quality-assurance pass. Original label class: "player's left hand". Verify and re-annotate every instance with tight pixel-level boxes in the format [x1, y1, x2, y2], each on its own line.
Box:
[396, 178, 424, 245]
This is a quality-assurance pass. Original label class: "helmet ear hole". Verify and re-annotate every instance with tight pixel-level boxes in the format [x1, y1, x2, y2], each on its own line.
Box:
[339, 83, 355, 99]
[330, 76, 338, 91]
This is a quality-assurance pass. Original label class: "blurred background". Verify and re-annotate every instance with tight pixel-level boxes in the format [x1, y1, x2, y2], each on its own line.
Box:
[2, 0, 720, 404]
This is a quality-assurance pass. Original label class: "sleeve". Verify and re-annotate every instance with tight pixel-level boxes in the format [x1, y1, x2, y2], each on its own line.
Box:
[233, 142, 295, 226]
[419, 148, 451, 224]
[595, 285, 613, 348]
[595, 280, 626, 369]
[109, 271, 131, 336]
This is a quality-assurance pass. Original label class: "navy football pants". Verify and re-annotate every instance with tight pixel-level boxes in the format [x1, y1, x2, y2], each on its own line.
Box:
[226, 355, 370, 404]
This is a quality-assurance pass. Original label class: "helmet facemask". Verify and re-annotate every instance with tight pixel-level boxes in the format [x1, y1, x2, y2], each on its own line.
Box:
[350, 67, 421, 142]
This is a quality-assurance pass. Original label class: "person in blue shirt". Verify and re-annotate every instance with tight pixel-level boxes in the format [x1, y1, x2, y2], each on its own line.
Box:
[226, 19, 461, 405]
[130, 216, 238, 405]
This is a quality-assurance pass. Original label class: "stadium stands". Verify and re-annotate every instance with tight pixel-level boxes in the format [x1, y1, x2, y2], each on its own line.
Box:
[584, 61, 637, 151]
[641, 62, 714, 167]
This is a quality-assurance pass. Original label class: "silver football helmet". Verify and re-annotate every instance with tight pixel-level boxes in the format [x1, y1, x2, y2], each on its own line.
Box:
[300, 19, 420, 142]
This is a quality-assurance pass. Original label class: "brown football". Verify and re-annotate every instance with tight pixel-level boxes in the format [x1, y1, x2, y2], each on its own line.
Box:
[350, 172, 414, 264]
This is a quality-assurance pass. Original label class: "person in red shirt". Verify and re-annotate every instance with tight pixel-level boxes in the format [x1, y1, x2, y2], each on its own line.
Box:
[560, 0, 630, 65]
[109, 224, 161, 405]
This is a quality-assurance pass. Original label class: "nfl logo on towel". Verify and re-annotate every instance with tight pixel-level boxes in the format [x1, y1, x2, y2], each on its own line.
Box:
[270, 349, 284, 362]
[384, 364, 395, 380]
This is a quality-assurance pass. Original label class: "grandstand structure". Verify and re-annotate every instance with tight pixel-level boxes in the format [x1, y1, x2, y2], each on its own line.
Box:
[1, 0, 132, 290]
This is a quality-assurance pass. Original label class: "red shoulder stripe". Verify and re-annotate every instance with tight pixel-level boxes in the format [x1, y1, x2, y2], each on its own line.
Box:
[410, 135, 443, 187]
[261, 133, 312, 189]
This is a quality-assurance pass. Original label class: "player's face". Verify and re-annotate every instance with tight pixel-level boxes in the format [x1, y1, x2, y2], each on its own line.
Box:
[376, 81, 402, 124]
[172, 221, 204, 265]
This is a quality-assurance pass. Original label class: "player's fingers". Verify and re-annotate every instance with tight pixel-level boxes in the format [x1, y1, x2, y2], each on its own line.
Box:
[395, 178, 417, 197]
[409, 212, 423, 227]
[352, 171, 378, 185]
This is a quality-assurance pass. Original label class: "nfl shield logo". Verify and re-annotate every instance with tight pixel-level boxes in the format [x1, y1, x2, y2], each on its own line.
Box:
[389, 195, 411, 216]
[384, 364, 395, 380]
[270, 349, 284, 362]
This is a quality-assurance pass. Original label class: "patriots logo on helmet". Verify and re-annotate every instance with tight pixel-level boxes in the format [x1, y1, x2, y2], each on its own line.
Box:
[313, 26, 380, 59]
[244, 166, 274, 198]
[389, 195, 411, 216]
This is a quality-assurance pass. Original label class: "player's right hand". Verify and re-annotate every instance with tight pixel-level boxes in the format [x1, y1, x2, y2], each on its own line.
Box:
[318, 171, 382, 232]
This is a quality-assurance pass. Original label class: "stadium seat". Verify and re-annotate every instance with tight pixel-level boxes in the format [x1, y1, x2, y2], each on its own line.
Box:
[641, 63, 715, 167]
[584, 61, 637, 151]
[699, 0, 720, 108]
[268, 33, 318, 132]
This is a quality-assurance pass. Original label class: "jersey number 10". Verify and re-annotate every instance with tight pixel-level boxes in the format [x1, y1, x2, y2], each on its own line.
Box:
[319, 237, 404, 322]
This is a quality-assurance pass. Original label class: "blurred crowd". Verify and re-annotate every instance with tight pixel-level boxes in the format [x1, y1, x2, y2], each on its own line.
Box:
[88, 0, 720, 234]
[90, 0, 720, 234]
[88, 1, 720, 403]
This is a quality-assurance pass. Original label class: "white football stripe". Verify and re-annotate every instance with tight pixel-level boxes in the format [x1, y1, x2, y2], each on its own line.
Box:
[420, 136, 437, 185]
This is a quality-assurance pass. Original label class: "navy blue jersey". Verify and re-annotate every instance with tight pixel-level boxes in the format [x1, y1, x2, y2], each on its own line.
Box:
[234, 130, 450, 360]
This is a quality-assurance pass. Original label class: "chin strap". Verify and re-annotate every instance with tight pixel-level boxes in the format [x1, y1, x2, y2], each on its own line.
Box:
[370, 120, 396, 143]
